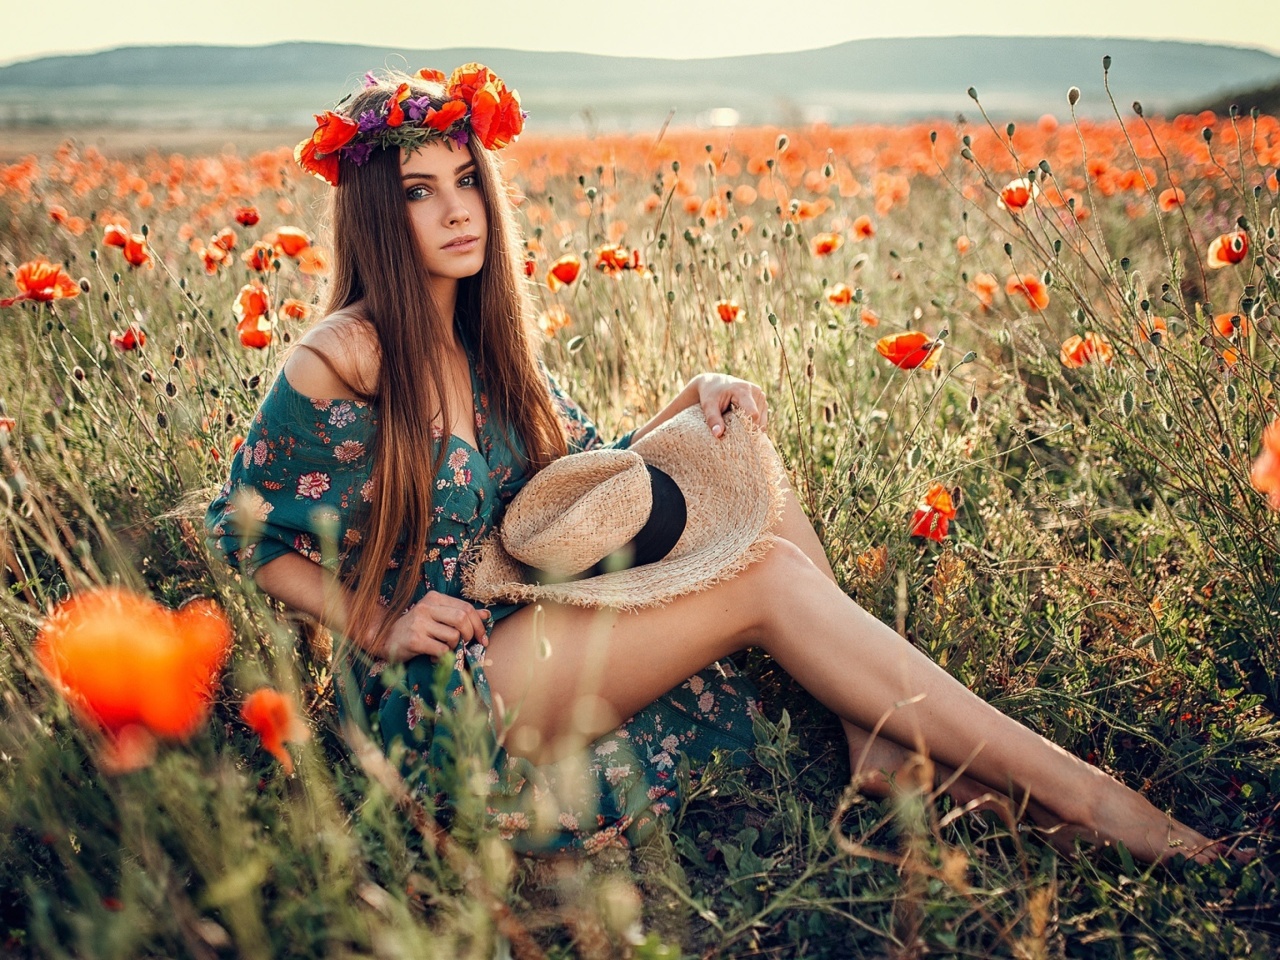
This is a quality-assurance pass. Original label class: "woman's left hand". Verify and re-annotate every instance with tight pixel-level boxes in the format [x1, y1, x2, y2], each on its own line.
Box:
[693, 373, 768, 438]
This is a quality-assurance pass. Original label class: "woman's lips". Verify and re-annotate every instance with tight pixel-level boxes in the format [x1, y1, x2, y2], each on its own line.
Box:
[444, 235, 479, 251]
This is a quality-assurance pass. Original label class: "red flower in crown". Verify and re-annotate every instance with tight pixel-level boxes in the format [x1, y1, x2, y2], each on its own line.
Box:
[425, 99, 468, 133]
[385, 83, 411, 128]
[294, 110, 359, 186]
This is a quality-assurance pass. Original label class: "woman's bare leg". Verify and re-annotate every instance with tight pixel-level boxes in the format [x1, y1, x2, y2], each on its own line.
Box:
[483, 538, 1225, 863]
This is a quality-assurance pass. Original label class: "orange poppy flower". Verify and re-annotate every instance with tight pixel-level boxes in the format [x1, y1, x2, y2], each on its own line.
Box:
[537, 305, 572, 336]
[34, 587, 232, 772]
[1206, 230, 1248, 268]
[967, 272, 998, 310]
[909, 482, 958, 541]
[424, 98, 468, 133]
[810, 232, 844, 256]
[593, 243, 642, 276]
[1251, 418, 1280, 510]
[859, 307, 881, 327]
[234, 280, 271, 323]
[267, 227, 312, 259]
[280, 298, 311, 322]
[998, 178, 1038, 213]
[109, 323, 146, 351]
[416, 67, 446, 83]
[1059, 332, 1114, 368]
[1212, 312, 1250, 337]
[1005, 274, 1049, 311]
[234, 205, 260, 227]
[876, 331, 940, 370]
[1, 259, 80, 307]
[294, 111, 360, 185]
[103, 223, 129, 248]
[0, 416, 15, 433]
[241, 688, 310, 775]
[243, 241, 278, 273]
[824, 283, 853, 307]
[1157, 187, 1185, 212]
[122, 234, 153, 269]
[195, 242, 228, 275]
[955, 235, 972, 255]
[715, 299, 742, 323]
[385, 83, 411, 128]
[211, 227, 237, 253]
[546, 253, 583, 292]
[852, 215, 875, 240]
[238, 315, 273, 349]
[297, 245, 331, 276]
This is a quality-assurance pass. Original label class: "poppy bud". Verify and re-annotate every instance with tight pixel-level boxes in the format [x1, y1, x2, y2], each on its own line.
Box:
[1102, 55, 1112, 70]
[73, 366, 85, 381]
[1132, 101, 1144, 117]
[78, 278, 90, 293]
[1068, 87, 1081, 106]
[967, 87, 978, 101]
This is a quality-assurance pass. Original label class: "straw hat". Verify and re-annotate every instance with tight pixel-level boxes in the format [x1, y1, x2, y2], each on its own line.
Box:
[462, 405, 788, 610]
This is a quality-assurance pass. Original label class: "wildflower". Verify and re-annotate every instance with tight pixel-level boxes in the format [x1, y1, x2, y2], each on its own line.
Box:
[234, 205, 260, 226]
[294, 111, 360, 185]
[1005, 274, 1049, 311]
[998, 178, 1038, 213]
[537, 305, 571, 336]
[1158, 187, 1185, 211]
[1206, 230, 1248, 268]
[109, 324, 146, 351]
[546, 253, 582, 291]
[0, 417, 15, 433]
[810, 232, 843, 256]
[1212, 312, 1249, 338]
[1059, 332, 1114, 368]
[824, 283, 853, 307]
[852, 215, 875, 239]
[280, 298, 311, 322]
[955, 235, 972, 255]
[967, 272, 998, 310]
[267, 226, 312, 259]
[1, 259, 80, 307]
[121, 234, 153, 269]
[1251, 418, 1280, 510]
[103, 223, 129, 248]
[34, 587, 232, 772]
[876, 331, 940, 370]
[859, 307, 880, 327]
[715, 299, 742, 323]
[211, 228, 237, 253]
[910, 483, 957, 542]
[593, 244, 642, 276]
[241, 688, 310, 775]
[243, 241, 278, 273]
[297, 246, 330, 275]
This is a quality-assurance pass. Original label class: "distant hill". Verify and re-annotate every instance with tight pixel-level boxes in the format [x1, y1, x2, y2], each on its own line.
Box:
[2, 37, 1278, 132]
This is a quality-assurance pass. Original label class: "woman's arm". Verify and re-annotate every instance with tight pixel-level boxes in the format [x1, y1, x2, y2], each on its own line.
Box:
[252, 551, 490, 661]
[629, 373, 769, 444]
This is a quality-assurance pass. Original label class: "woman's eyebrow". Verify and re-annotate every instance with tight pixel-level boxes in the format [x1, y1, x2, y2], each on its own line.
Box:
[402, 161, 477, 182]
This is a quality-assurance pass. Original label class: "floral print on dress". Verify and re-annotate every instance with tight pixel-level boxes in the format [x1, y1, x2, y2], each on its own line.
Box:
[206, 347, 759, 855]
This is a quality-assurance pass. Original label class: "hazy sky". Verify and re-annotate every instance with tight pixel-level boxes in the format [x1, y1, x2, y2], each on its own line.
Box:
[2, 0, 1277, 65]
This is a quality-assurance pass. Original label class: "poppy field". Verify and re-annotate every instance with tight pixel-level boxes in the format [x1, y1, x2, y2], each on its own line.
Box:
[2, 73, 1280, 958]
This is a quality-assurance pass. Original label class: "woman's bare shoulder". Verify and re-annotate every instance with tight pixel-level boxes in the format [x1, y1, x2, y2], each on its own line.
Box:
[283, 309, 381, 400]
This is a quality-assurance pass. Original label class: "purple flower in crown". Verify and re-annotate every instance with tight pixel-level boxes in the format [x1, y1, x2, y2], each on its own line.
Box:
[340, 140, 375, 166]
[357, 109, 385, 134]
[363, 71, 379, 88]
[448, 126, 470, 148]
[405, 96, 434, 123]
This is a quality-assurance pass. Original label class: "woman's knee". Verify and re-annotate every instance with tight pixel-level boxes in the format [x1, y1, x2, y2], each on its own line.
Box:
[735, 537, 827, 636]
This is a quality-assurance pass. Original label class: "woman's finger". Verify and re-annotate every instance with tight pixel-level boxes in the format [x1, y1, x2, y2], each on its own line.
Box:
[701, 394, 727, 438]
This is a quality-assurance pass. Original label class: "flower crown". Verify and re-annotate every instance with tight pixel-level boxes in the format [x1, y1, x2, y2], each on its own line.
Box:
[294, 64, 526, 186]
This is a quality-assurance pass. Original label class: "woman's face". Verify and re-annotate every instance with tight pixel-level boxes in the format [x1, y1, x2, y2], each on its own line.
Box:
[401, 141, 488, 292]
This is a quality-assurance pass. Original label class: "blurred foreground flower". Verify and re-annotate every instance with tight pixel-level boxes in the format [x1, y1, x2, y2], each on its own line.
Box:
[810, 232, 843, 256]
[998, 178, 1038, 213]
[1158, 187, 1185, 212]
[824, 283, 853, 307]
[1251, 418, 1280, 511]
[1206, 230, 1248, 269]
[1059, 332, 1114, 368]
[546, 253, 582, 291]
[876, 331, 940, 370]
[910, 483, 957, 541]
[715, 299, 742, 323]
[537, 305, 571, 336]
[241, 688, 310, 775]
[1, 259, 80, 307]
[35, 588, 232, 772]
[1005, 273, 1049, 311]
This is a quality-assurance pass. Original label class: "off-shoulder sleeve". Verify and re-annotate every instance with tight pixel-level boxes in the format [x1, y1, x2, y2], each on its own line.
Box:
[205, 374, 376, 576]
[542, 365, 634, 454]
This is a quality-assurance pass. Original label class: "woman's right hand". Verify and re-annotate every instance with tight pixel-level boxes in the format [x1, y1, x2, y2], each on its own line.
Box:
[378, 591, 491, 663]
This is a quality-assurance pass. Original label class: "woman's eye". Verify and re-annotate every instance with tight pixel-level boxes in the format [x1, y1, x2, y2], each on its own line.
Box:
[459, 174, 477, 188]
[406, 185, 431, 201]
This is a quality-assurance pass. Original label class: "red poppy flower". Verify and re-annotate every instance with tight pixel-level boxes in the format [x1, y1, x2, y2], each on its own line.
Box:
[0, 417, 15, 433]
[280, 298, 311, 322]
[234, 280, 271, 323]
[876, 331, 940, 370]
[1005, 274, 1049, 311]
[469, 82, 524, 150]
[1251, 418, 1280, 510]
[103, 223, 129, 248]
[242, 241, 278, 273]
[416, 67, 446, 83]
[810, 232, 843, 256]
[446, 63, 500, 104]
[296, 246, 330, 276]
[234, 205, 260, 226]
[523, 256, 536, 278]
[546, 253, 583, 291]
[211, 227, 237, 253]
[195, 242, 228, 275]
[909, 482, 958, 542]
[237, 315, 272, 349]
[998, 178, 1037, 212]
[1158, 187, 1185, 212]
[1206, 230, 1248, 268]
[34, 587, 232, 772]
[860, 307, 881, 327]
[955, 235, 973, 255]
[852, 215, 875, 240]
[594, 244, 642, 276]
[268, 227, 312, 259]
[824, 283, 853, 307]
[122, 235, 153, 269]
[1212, 312, 1250, 338]
[967, 273, 998, 310]
[715, 299, 742, 323]
[424, 98, 468, 134]
[386, 83, 411, 127]
[241, 688, 310, 775]
[110, 323, 146, 351]
[294, 137, 339, 187]
[310, 110, 360, 155]
[1, 259, 80, 307]
[1059, 332, 1114, 368]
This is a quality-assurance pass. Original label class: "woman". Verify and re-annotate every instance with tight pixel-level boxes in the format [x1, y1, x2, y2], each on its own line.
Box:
[207, 67, 1231, 862]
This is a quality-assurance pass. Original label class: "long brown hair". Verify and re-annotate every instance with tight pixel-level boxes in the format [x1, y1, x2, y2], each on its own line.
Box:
[315, 74, 567, 650]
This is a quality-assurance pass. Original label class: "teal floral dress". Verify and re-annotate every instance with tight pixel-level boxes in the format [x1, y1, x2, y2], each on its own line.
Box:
[206, 351, 761, 855]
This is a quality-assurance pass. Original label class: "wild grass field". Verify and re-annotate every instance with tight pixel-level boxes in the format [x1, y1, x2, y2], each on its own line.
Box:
[1, 73, 1278, 957]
